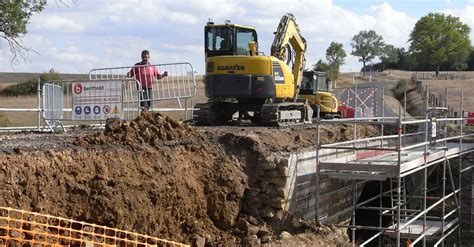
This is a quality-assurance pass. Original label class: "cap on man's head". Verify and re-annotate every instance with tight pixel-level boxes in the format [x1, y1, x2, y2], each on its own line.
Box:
[141, 50, 150, 56]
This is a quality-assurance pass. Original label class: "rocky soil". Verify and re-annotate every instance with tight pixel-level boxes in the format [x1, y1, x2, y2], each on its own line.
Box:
[0, 112, 378, 246]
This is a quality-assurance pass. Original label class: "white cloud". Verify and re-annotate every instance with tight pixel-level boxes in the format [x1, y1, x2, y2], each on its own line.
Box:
[367, 3, 417, 47]
[186, 0, 246, 19]
[166, 12, 198, 25]
[2, 0, 473, 74]
[161, 43, 201, 54]
[30, 15, 85, 33]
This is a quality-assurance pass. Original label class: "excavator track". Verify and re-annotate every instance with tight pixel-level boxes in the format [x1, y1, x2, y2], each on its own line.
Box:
[193, 102, 235, 125]
[260, 102, 312, 127]
[193, 103, 216, 125]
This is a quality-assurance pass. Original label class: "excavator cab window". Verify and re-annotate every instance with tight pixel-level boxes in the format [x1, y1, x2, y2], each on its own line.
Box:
[316, 74, 329, 91]
[206, 27, 233, 51]
[300, 71, 330, 95]
[300, 72, 317, 95]
[205, 25, 257, 57]
[236, 29, 256, 55]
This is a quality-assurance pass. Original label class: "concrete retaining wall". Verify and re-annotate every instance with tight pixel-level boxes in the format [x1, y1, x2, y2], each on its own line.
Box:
[246, 141, 387, 224]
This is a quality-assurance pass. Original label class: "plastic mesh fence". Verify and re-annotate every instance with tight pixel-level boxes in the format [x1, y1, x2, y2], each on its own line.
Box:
[0, 206, 189, 246]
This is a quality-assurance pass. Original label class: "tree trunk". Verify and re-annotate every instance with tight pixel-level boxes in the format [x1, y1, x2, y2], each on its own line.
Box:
[362, 60, 366, 76]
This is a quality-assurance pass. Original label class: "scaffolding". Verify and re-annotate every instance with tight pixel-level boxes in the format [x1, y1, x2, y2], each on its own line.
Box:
[315, 87, 474, 247]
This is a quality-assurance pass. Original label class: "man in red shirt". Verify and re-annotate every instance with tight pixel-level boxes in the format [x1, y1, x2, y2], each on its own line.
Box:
[128, 50, 168, 110]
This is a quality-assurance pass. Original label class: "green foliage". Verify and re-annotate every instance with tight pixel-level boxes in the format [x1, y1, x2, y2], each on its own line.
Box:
[326, 42, 346, 68]
[468, 47, 474, 71]
[409, 13, 471, 74]
[351, 30, 384, 73]
[0, 69, 61, 96]
[325, 42, 346, 80]
[380, 44, 399, 65]
[0, 0, 46, 61]
[0, 113, 10, 127]
[313, 59, 329, 72]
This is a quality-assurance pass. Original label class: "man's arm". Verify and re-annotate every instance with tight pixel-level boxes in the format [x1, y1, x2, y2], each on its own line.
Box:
[127, 67, 135, 78]
[154, 67, 168, 79]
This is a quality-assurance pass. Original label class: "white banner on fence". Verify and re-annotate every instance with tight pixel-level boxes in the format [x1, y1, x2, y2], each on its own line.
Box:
[72, 81, 123, 120]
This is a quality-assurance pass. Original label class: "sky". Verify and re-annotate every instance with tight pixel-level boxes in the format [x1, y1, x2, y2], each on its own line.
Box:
[1, 0, 474, 75]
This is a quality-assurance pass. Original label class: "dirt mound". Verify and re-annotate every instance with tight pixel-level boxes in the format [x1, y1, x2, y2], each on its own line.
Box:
[74, 112, 201, 147]
[0, 113, 378, 246]
[1, 112, 250, 245]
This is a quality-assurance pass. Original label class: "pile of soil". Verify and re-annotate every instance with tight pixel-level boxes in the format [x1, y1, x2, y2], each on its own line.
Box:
[0, 112, 378, 246]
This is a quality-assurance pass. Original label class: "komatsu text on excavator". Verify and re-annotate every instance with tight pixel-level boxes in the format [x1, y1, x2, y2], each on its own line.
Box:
[194, 13, 338, 126]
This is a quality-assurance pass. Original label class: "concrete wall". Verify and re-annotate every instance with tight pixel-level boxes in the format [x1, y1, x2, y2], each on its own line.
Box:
[244, 141, 392, 225]
[281, 149, 364, 224]
[245, 144, 374, 224]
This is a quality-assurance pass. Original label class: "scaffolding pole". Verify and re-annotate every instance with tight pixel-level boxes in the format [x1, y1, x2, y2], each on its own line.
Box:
[313, 85, 473, 247]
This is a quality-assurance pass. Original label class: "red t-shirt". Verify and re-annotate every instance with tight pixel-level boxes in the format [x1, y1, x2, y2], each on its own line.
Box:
[129, 62, 163, 89]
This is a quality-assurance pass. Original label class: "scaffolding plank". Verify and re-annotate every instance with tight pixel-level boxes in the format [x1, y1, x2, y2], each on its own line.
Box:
[385, 219, 459, 240]
[319, 162, 398, 173]
[319, 143, 474, 178]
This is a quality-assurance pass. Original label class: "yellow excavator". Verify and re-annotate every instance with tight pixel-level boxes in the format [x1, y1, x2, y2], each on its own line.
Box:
[300, 70, 340, 118]
[194, 13, 338, 126]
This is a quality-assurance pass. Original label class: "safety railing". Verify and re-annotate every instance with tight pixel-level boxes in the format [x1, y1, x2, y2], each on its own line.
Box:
[0, 206, 189, 246]
[88, 62, 197, 111]
[0, 62, 198, 132]
[39, 79, 141, 131]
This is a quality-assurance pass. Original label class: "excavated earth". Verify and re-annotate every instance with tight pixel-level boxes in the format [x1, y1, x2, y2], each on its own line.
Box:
[0, 112, 379, 246]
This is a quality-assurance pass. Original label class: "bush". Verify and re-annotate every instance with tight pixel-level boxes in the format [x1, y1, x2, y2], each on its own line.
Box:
[0, 113, 10, 127]
[393, 79, 413, 100]
[0, 69, 61, 96]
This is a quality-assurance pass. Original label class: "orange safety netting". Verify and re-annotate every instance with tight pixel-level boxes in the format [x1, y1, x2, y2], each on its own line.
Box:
[0, 206, 189, 246]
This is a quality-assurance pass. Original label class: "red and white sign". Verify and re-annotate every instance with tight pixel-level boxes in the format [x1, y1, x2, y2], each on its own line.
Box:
[72, 81, 122, 120]
[74, 83, 83, 94]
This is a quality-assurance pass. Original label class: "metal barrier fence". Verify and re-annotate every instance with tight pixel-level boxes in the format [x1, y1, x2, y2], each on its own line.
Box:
[42, 83, 64, 131]
[0, 206, 189, 246]
[338, 85, 383, 118]
[41, 79, 141, 131]
[88, 62, 197, 111]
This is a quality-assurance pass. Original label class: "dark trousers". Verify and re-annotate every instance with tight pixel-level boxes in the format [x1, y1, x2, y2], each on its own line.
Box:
[140, 88, 153, 109]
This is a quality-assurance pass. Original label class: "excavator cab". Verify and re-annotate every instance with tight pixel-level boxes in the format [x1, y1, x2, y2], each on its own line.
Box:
[299, 70, 340, 118]
[205, 22, 258, 58]
[300, 71, 331, 95]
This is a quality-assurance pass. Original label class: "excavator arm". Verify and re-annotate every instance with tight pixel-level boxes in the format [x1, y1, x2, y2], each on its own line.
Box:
[270, 13, 307, 92]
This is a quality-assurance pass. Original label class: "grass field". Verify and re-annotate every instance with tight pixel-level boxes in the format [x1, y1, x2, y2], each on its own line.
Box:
[416, 79, 474, 113]
[0, 96, 41, 126]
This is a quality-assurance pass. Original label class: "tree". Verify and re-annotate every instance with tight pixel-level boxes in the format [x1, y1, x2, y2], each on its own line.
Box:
[468, 47, 474, 71]
[379, 44, 399, 70]
[0, 0, 46, 62]
[313, 59, 329, 72]
[351, 30, 384, 75]
[325, 42, 346, 80]
[409, 13, 471, 76]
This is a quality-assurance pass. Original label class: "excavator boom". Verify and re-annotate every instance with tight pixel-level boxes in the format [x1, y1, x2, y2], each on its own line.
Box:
[271, 13, 307, 93]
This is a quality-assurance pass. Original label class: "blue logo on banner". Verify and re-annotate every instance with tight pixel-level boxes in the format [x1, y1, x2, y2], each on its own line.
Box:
[75, 106, 82, 115]
[84, 106, 91, 114]
[93, 106, 100, 114]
